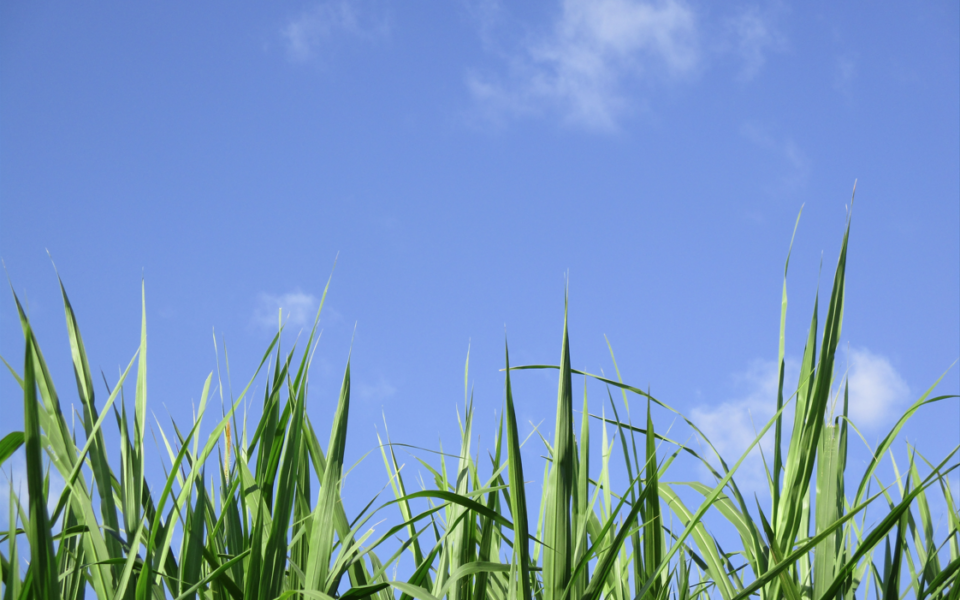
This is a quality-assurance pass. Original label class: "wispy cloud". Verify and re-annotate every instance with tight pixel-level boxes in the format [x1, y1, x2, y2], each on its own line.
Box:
[468, 0, 698, 131]
[254, 290, 320, 330]
[282, 0, 390, 62]
[740, 121, 810, 192]
[725, 5, 785, 81]
[833, 54, 857, 99]
[355, 378, 398, 403]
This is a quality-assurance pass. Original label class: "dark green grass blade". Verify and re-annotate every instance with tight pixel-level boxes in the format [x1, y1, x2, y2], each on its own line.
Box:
[644, 398, 665, 599]
[0, 433, 23, 468]
[23, 327, 59, 600]
[179, 476, 207, 600]
[544, 297, 575, 600]
[259, 377, 306, 598]
[504, 339, 533, 600]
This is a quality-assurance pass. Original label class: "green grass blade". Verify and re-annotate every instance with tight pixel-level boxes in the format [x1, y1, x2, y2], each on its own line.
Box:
[0, 433, 23, 469]
[544, 298, 575, 600]
[504, 340, 532, 600]
[305, 358, 351, 594]
[22, 328, 59, 600]
[814, 424, 841, 600]
[56, 276, 126, 578]
[644, 397, 664, 598]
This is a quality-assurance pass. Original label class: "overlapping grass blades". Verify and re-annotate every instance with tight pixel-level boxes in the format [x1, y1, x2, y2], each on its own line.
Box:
[2, 207, 959, 600]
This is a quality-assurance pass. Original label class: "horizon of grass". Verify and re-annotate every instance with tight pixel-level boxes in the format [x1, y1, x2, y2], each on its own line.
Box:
[1, 202, 959, 600]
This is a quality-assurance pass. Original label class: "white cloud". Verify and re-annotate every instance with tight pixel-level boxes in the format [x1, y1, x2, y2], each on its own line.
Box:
[725, 5, 785, 81]
[282, 0, 389, 62]
[689, 348, 909, 494]
[469, 0, 698, 131]
[841, 347, 909, 429]
[254, 290, 320, 330]
[690, 359, 790, 493]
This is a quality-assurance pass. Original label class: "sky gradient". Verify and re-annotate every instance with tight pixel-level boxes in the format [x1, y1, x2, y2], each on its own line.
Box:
[2, 1, 958, 537]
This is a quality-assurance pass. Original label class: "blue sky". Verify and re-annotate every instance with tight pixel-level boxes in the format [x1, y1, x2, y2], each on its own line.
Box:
[1, 0, 958, 544]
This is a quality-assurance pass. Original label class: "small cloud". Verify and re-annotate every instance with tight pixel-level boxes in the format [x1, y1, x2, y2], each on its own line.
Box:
[690, 348, 909, 494]
[355, 378, 397, 403]
[725, 5, 785, 81]
[282, 0, 390, 62]
[254, 290, 320, 330]
[840, 347, 909, 429]
[690, 359, 794, 493]
[469, 0, 698, 131]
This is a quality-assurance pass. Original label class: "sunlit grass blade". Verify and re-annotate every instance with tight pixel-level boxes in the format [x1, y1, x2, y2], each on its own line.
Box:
[305, 357, 352, 594]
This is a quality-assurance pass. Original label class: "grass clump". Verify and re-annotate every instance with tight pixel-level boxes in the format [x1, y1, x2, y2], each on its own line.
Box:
[1, 206, 958, 600]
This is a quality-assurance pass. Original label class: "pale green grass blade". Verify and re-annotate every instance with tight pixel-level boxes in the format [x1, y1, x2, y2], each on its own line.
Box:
[745, 449, 958, 600]
[6, 480, 22, 600]
[304, 417, 377, 592]
[48, 351, 137, 527]
[657, 484, 735, 600]
[850, 372, 958, 507]
[908, 448, 941, 593]
[578, 472, 648, 600]
[377, 423, 431, 589]
[672, 481, 765, 580]
[0, 354, 23, 390]
[133, 281, 148, 540]
[439, 562, 511, 598]
[447, 383, 475, 600]
[814, 424, 841, 600]
[773, 206, 802, 525]
[305, 358, 351, 593]
[138, 375, 241, 599]
[56, 276, 126, 578]
[391, 580, 442, 600]
[632, 391, 796, 600]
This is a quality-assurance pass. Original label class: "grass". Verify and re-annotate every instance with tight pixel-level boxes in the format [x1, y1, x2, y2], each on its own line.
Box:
[1, 206, 958, 600]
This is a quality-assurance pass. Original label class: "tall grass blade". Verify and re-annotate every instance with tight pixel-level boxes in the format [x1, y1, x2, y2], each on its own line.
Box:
[504, 340, 532, 600]
[544, 296, 575, 600]
[22, 327, 59, 600]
